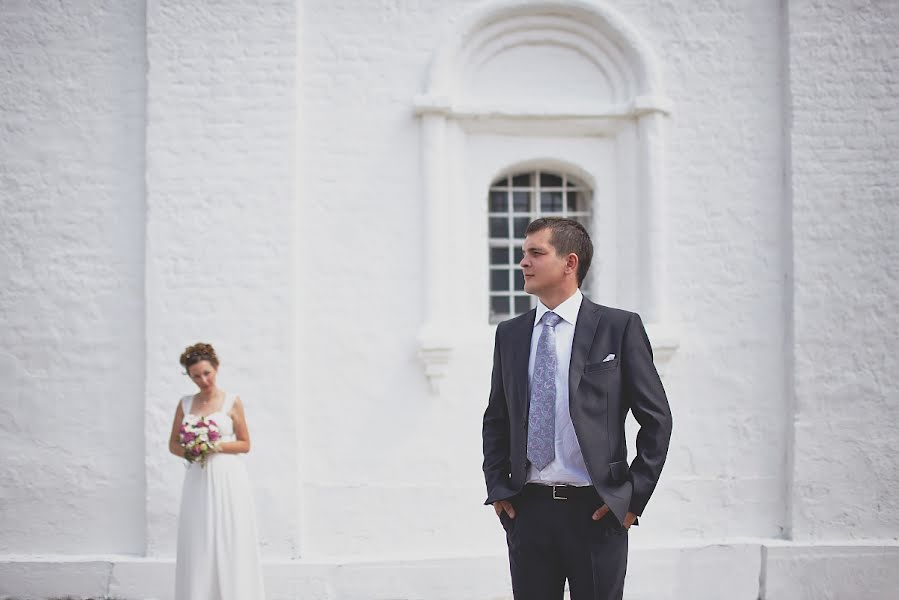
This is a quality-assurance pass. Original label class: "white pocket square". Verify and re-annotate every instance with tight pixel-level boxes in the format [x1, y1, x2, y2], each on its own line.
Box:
[602, 353, 616, 362]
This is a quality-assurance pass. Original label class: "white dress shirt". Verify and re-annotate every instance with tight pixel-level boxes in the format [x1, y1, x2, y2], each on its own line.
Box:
[526, 288, 592, 486]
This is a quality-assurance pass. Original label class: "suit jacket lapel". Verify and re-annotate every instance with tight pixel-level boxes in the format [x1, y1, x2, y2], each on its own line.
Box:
[508, 309, 536, 424]
[569, 298, 603, 400]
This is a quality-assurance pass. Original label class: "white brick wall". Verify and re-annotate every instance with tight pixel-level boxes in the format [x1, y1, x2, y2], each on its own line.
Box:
[0, 0, 146, 554]
[630, 0, 791, 540]
[788, 0, 899, 541]
[144, 0, 298, 557]
[299, 0, 492, 559]
[2, 0, 898, 597]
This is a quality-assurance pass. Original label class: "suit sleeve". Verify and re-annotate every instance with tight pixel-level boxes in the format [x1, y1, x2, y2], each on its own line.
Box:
[482, 325, 516, 505]
[622, 313, 673, 516]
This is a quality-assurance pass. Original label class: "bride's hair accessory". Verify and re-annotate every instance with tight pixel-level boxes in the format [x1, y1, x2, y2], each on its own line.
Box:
[180, 342, 220, 369]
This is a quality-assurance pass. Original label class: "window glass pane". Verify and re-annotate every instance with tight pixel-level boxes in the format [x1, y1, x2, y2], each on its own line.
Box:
[540, 172, 563, 187]
[489, 217, 508, 238]
[512, 191, 530, 213]
[513, 217, 530, 239]
[566, 190, 584, 212]
[487, 169, 592, 324]
[515, 296, 532, 314]
[490, 246, 509, 265]
[540, 191, 564, 212]
[491, 296, 509, 317]
[491, 269, 510, 291]
[513, 269, 525, 291]
[511, 173, 531, 187]
[489, 190, 508, 212]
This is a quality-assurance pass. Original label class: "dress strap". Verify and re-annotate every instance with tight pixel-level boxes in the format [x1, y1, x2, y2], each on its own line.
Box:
[221, 392, 236, 414]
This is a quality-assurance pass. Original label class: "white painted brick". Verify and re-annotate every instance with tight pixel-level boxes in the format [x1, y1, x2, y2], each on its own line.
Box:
[0, 0, 146, 554]
[788, 0, 899, 540]
[0, 560, 111, 599]
[143, 0, 298, 558]
[763, 544, 899, 600]
[1, 0, 897, 597]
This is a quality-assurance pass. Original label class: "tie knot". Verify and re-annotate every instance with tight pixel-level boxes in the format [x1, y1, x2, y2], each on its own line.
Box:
[542, 311, 562, 328]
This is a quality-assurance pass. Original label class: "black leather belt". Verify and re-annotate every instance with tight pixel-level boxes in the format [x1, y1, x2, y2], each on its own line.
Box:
[523, 483, 598, 501]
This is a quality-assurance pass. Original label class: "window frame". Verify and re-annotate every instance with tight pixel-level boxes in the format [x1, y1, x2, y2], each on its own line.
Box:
[487, 170, 593, 324]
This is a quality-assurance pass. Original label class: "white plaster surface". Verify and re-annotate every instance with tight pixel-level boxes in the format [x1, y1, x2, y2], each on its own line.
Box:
[0, 560, 111, 599]
[787, 0, 899, 541]
[648, 0, 791, 542]
[0, 0, 146, 555]
[16, 543, 895, 600]
[0, 545, 761, 600]
[763, 544, 899, 600]
[142, 0, 298, 558]
[1, 0, 898, 598]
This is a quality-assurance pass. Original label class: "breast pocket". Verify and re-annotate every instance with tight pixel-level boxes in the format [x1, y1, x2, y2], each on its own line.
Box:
[584, 358, 619, 373]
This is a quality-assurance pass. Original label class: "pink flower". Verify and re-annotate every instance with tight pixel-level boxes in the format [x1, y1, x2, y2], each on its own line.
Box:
[209, 430, 220, 441]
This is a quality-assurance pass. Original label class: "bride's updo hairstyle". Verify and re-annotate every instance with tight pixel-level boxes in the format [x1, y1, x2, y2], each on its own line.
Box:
[180, 342, 220, 371]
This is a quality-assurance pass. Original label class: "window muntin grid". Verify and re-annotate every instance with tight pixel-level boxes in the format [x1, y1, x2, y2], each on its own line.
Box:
[488, 170, 592, 324]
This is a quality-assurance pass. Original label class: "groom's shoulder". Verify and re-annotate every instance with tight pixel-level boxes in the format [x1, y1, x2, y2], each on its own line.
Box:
[495, 308, 536, 336]
[598, 305, 636, 322]
[585, 297, 640, 326]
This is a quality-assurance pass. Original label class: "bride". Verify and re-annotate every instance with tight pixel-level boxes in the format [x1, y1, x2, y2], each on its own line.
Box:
[168, 342, 266, 599]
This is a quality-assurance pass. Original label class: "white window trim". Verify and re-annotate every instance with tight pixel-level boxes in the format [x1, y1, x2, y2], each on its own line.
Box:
[414, 0, 678, 394]
[487, 170, 593, 323]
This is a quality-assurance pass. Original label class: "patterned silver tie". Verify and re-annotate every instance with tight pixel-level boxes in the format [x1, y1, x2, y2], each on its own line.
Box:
[527, 311, 562, 471]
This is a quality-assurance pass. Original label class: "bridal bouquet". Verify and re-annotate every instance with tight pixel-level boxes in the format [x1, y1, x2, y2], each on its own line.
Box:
[179, 415, 221, 467]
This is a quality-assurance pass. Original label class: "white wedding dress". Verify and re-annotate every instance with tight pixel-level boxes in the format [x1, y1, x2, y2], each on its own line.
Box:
[175, 393, 266, 600]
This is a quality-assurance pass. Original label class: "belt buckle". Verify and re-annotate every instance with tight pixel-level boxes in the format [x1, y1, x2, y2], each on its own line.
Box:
[551, 485, 569, 501]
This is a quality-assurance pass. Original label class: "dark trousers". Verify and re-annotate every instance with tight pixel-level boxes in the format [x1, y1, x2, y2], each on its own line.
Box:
[499, 484, 628, 600]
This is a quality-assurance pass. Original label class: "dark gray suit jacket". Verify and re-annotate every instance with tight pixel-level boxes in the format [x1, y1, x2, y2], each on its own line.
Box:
[482, 296, 672, 524]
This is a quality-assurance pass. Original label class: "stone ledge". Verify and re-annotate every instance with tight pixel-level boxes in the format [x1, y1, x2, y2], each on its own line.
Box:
[2, 543, 898, 600]
[762, 544, 899, 600]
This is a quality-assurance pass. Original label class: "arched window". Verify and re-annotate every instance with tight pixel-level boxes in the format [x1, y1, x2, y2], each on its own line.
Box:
[414, 0, 678, 391]
[488, 170, 592, 323]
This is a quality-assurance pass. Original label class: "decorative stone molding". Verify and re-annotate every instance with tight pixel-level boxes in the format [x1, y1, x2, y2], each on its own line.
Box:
[417, 338, 454, 395]
[415, 0, 678, 392]
[644, 323, 679, 378]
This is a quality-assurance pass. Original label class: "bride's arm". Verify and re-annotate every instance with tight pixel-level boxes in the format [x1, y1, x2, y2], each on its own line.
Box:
[217, 396, 251, 455]
[168, 401, 186, 458]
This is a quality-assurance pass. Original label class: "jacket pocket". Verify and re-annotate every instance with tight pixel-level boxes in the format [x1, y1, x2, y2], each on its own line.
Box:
[585, 359, 619, 373]
[609, 460, 630, 483]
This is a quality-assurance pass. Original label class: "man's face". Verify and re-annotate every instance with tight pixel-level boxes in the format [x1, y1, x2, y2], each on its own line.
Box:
[520, 228, 569, 298]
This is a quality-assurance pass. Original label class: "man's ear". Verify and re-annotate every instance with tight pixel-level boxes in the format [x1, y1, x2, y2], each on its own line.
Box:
[566, 253, 580, 275]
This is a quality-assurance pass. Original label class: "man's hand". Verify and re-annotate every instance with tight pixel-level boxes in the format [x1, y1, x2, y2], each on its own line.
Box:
[493, 499, 516, 519]
[623, 512, 637, 528]
[591, 504, 637, 529]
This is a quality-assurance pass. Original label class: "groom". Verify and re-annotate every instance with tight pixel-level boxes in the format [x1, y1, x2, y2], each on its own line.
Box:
[482, 217, 672, 600]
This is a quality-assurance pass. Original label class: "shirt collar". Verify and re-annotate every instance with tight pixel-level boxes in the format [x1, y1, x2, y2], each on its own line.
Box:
[534, 288, 583, 327]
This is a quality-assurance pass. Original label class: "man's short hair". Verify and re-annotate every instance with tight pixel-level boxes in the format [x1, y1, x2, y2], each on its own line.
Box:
[525, 217, 593, 285]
